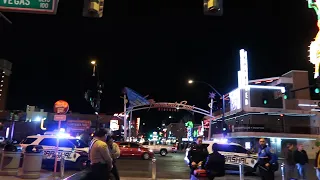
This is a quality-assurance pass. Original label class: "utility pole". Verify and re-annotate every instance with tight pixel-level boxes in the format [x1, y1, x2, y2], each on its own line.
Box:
[85, 60, 103, 130]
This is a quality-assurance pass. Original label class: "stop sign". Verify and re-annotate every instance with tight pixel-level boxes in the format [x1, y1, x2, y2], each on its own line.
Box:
[54, 100, 69, 114]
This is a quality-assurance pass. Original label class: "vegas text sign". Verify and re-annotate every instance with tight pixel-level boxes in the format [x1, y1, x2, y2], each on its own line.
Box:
[0, 0, 58, 14]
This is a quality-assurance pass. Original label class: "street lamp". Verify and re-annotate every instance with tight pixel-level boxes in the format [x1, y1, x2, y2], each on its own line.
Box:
[188, 79, 226, 140]
[91, 60, 97, 76]
[85, 60, 103, 130]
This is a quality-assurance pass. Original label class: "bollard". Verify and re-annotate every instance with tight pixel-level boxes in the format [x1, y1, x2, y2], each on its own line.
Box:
[239, 162, 244, 180]
[281, 162, 285, 180]
[60, 155, 65, 178]
[151, 157, 156, 180]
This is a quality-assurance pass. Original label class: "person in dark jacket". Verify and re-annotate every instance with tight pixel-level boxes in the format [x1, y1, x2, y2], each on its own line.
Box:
[294, 144, 309, 180]
[205, 143, 225, 180]
[284, 143, 296, 179]
[187, 136, 208, 175]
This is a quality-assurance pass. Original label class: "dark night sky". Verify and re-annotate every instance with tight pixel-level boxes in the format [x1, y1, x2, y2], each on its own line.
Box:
[0, 0, 318, 130]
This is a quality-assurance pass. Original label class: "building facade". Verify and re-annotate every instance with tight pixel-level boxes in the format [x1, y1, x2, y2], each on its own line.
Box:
[206, 70, 320, 158]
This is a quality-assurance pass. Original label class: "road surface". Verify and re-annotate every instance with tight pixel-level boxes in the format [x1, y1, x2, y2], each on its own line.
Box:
[1, 153, 317, 179]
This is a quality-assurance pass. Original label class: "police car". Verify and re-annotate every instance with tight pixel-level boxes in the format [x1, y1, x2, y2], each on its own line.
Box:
[184, 141, 260, 174]
[20, 131, 89, 170]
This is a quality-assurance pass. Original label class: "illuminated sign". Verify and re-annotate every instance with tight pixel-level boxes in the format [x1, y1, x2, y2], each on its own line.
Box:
[136, 117, 140, 135]
[110, 120, 119, 131]
[238, 49, 250, 107]
[66, 120, 91, 131]
[113, 113, 129, 118]
[308, 0, 320, 78]
[150, 101, 194, 111]
[229, 88, 241, 111]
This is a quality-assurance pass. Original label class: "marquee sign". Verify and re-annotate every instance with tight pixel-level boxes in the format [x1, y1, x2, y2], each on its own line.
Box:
[150, 101, 194, 110]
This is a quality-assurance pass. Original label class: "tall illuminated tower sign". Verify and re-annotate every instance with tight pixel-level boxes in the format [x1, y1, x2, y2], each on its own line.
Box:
[308, 0, 320, 78]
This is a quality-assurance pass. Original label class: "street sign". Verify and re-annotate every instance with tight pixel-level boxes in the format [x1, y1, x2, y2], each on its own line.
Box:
[53, 114, 66, 121]
[0, 0, 58, 14]
[54, 100, 69, 114]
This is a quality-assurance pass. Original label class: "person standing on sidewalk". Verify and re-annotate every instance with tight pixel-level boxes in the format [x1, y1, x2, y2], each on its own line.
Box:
[106, 135, 120, 180]
[314, 145, 320, 180]
[258, 138, 278, 180]
[294, 144, 309, 180]
[284, 143, 296, 179]
[89, 129, 113, 180]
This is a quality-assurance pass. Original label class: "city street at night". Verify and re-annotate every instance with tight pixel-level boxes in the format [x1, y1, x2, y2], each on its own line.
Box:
[0, 153, 318, 179]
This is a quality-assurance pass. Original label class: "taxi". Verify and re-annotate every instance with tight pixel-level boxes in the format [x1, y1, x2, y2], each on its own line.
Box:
[184, 140, 259, 174]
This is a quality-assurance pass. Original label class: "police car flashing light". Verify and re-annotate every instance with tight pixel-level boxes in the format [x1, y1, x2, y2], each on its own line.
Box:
[184, 141, 260, 174]
[20, 133, 89, 170]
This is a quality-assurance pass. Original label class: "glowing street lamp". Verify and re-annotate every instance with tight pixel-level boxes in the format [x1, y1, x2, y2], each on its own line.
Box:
[188, 79, 226, 139]
[91, 60, 97, 76]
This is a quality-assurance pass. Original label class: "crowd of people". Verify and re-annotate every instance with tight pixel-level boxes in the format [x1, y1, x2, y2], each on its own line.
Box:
[284, 143, 310, 180]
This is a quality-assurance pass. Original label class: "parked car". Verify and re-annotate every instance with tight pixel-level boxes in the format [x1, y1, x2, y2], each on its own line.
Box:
[116, 142, 154, 160]
[141, 141, 174, 156]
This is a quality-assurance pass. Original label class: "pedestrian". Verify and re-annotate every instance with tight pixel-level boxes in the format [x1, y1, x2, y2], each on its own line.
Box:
[294, 144, 309, 180]
[314, 145, 320, 180]
[106, 135, 120, 180]
[284, 143, 296, 179]
[257, 138, 278, 180]
[87, 128, 113, 180]
[205, 143, 225, 180]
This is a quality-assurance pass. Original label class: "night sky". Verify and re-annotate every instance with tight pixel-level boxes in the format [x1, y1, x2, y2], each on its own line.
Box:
[0, 0, 318, 131]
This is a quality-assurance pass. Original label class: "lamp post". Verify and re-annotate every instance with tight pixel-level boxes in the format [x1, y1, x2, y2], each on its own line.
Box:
[188, 80, 225, 140]
[90, 60, 103, 130]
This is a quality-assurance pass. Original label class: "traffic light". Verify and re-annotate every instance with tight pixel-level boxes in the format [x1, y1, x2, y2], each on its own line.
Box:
[315, 88, 320, 94]
[283, 94, 288, 99]
[83, 0, 105, 18]
[204, 0, 223, 16]
[263, 99, 268, 105]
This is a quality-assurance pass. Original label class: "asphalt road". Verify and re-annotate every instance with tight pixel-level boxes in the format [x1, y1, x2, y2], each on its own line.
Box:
[59, 153, 318, 180]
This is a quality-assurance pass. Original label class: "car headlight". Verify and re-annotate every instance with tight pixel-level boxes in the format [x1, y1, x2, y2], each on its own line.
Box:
[149, 149, 153, 152]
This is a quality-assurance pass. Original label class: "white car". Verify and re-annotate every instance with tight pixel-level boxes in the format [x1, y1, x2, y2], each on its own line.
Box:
[184, 141, 259, 174]
[20, 133, 89, 170]
[142, 141, 174, 156]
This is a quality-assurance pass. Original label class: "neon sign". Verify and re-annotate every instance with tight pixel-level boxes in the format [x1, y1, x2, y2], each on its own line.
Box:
[238, 49, 250, 106]
[308, 0, 320, 78]
[150, 101, 194, 110]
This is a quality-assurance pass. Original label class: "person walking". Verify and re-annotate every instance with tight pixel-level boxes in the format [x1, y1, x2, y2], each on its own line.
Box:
[257, 138, 278, 180]
[294, 144, 309, 180]
[88, 129, 113, 180]
[106, 135, 120, 180]
[284, 143, 296, 179]
[314, 145, 320, 180]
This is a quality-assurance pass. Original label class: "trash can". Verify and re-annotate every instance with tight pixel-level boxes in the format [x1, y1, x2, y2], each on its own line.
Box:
[0, 144, 22, 176]
[20, 145, 44, 179]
